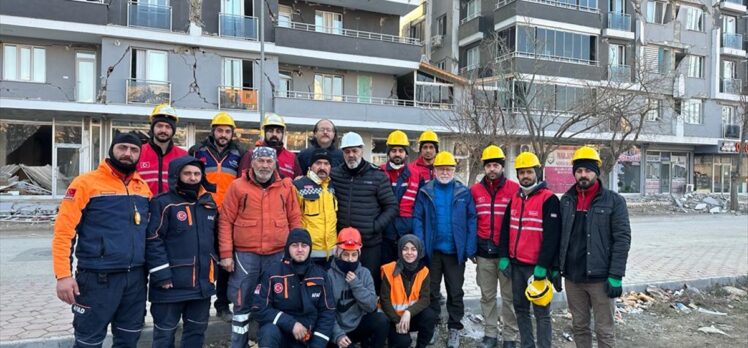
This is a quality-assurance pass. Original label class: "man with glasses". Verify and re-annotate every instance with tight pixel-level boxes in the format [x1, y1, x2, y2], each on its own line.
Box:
[297, 119, 344, 175]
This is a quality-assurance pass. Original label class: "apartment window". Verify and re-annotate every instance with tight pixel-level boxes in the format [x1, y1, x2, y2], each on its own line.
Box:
[645, 99, 660, 121]
[723, 15, 737, 34]
[436, 60, 447, 70]
[609, 0, 624, 13]
[683, 99, 703, 124]
[436, 15, 447, 36]
[646, 1, 667, 24]
[222, 58, 253, 88]
[722, 60, 737, 79]
[357, 75, 372, 103]
[76, 52, 96, 103]
[722, 105, 737, 125]
[315, 10, 342, 35]
[409, 20, 424, 41]
[131, 49, 168, 82]
[465, 0, 481, 21]
[657, 47, 671, 74]
[278, 71, 292, 97]
[579, 0, 599, 10]
[278, 5, 292, 27]
[687, 56, 704, 78]
[609, 44, 625, 65]
[684, 6, 703, 32]
[466, 46, 480, 70]
[517, 26, 596, 64]
[313, 73, 343, 101]
[3, 44, 45, 82]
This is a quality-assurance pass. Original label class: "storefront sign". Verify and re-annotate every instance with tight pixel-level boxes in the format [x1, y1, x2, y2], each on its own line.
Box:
[718, 140, 748, 154]
[544, 146, 576, 193]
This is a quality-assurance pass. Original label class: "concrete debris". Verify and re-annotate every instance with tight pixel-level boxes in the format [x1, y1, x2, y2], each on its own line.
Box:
[696, 308, 727, 316]
[562, 332, 574, 342]
[694, 203, 707, 210]
[702, 197, 720, 206]
[0, 200, 58, 223]
[0, 164, 58, 195]
[722, 286, 748, 297]
[697, 325, 730, 337]
[709, 207, 721, 214]
[628, 193, 746, 215]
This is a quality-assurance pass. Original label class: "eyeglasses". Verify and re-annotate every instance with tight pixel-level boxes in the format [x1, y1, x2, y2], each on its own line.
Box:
[317, 128, 334, 133]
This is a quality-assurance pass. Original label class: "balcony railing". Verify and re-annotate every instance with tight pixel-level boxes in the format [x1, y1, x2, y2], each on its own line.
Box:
[126, 79, 171, 104]
[607, 12, 631, 31]
[275, 90, 453, 110]
[460, 12, 481, 25]
[498, 0, 599, 12]
[219, 13, 258, 40]
[459, 65, 480, 76]
[721, 78, 742, 94]
[218, 86, 258, 110]
[608, 64, 632, 82]
[722, 33, 743, 50]
[724, 124, 741, 139]
[724, 0, 744, 5]
[127, 1, 171, 30]
[282, 21, 421, 45]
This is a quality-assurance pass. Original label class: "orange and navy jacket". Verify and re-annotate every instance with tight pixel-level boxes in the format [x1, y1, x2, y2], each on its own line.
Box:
[498, 182, 561, 269]
[52, 161, 152, 279]
[251, 258, 336, 348]
[188, 137, 245, 208]
[381, 162, 420, 239]
[138, 140, 188, 195]
[470, 176, 519, 256]
[146, 156, 218, 303]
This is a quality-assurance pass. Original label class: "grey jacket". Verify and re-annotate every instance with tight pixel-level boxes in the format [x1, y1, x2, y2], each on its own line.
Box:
[327, 260, 379, 343]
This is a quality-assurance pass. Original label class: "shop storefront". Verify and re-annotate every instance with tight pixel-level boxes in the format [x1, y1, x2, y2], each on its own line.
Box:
[694, 140, 748, 194]
[614, 147, 642, 194]
[644, 151, 690, 195]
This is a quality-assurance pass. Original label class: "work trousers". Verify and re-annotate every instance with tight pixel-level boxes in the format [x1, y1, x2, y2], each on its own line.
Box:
[511, 264, 551, 348]
[151, 298, 210, 348]
[387, 307, 438, 348]
[476, 256, 518, 341]
[565, 279, 616, 348]
[428, 251, 466, 330]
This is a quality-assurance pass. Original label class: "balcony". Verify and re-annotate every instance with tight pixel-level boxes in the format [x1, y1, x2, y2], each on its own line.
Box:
[497, 0, 599, 12]
[300, 0, 417, 15]
[721, 78, 742, 94]
[608, 64, 632, 83]
[274, 21, 422, 62]
[458, 16, 490, 47]
[219, 13, 258, 40]
[721, 33, 746, 57]
[724, 124, 741, 139]
[602, 12, 634, 40]
[127, 1, 171, 30]
[218, 86, 258, 110]
[720, 0, 747, 13]
[126, 79, 171, 104]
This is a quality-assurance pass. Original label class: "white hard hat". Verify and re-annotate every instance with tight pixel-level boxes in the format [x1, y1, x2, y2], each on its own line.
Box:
[340, 132, 364, 149]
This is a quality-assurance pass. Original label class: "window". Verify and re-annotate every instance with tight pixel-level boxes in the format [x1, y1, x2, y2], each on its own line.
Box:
[315, 10, 342, 35]
[685, 6, 703, 32]
[646, 1, 667, 24]
[723, 15, 737, 34]
[687, 56, 704, 78]
[313, 73, 343, 101]
[436, 15, 447, 36]
[131, 49, 168, 82]
[516, 26, 596, 64]
[409, 20, 424, 41]
[722, 60, 737, 79]
[465, 0, 481, 22]
[222, 58, 253, 88]
[683, 99, 703, 124]
[436, 60, 447, 70]
[657, 47, 671, 74]
[579, 0, 599, 11]
[278, 71, 292, 97]
[646, 99, 660, 121]
[76, 52, 96, 103]
[3, 44, 45, 82]
[357, 75, 372, 103]
[722, 105, 737, 125]
[609, 44, 625, 65]
[610, 0, 624, 13]
[278, 5, 292, 27]
[466, 46, 480, 70]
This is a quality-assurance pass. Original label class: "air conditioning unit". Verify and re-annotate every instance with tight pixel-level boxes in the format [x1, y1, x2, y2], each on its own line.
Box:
[724, 124, 741, 139]
[431, 35, 443, 48]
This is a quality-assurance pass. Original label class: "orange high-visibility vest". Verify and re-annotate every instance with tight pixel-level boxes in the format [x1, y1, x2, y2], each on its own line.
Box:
[381, 261, 429, 315]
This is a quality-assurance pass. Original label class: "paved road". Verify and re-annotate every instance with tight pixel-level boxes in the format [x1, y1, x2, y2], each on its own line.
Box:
[0, 215, 746, 343]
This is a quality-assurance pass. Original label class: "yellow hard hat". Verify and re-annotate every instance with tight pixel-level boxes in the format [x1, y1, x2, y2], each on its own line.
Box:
[418, 130, 439, 144]
[149, 103, 178, 123]
[211, 112, 236, 128]
[386, 130, 410, 148]
[515, 152, 541, 170]
[433, 151, 457, 167]
[262, 112, 286, 129]
[525, 277, 554, 307]
[481, 145, 506, 161]
[572, 146, 602, 167]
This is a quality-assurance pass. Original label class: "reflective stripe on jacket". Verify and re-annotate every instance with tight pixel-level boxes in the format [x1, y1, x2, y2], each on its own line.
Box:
[470, 177, 519, 247]
[138, 141, 188, 195]
[189, 138, 244, 208]
[380, 262, 429, 316]
[294, 175, 338, 259]
[508, 187, 555, 264]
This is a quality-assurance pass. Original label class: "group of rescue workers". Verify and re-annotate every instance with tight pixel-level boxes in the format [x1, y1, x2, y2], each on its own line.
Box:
[52, 103, 631, 348]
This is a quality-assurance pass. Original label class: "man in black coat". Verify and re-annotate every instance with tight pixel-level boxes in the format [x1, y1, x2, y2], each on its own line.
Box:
[297, 119, 344, 175]
[330, 132, 398, 294]
[558, 146, 631, 348]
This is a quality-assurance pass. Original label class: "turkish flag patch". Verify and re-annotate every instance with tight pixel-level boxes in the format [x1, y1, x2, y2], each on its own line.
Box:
[274, 283, 284, 294]
[64, 188, 77, 200]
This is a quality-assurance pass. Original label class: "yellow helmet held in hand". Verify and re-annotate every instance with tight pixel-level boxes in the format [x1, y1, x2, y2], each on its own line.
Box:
[418, 130, 439, 144]
[262, 113, 286, 129]
[149, 103, 178, 123]
[386, 130, 410, 147]
[572, 146, 602, 166]
[481, 145, 506, 161]
[433, 151, 457, 167]
[515, 152, 541, 169]
[525, 276, 554, 307]
[211, 112, 236, 128]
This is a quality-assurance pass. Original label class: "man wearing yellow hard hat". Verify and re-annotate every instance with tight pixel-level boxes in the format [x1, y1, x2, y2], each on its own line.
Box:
[413, 151, 477, 348]
[238, 112, 302, 179]
[188, 112, 246, 321]
[497, 152, 560, 348]
[558, 146, 631, 348]
[409, 130, 439, 184]
[138, 103, 188, 195]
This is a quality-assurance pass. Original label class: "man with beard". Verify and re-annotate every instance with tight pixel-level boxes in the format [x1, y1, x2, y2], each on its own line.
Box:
[252, 228, 336, 348]
[218, 146, 302, 348]
[293, 148, 337, 268]
[413, 151, 477, 348]
[297, 119, 344, 175]
[558, 146, 631, 348]
[409, 130, 439, 185]
[498, 152, 560, 348]
[331, 132, 398, 294]
[139, 104, 188, 195]
[470, 145, 519, 348]
[380, 130, 421, 264]
[53, 133, 152, 347]
[189, 112, 245, 320]
[238, 113, 302, 179]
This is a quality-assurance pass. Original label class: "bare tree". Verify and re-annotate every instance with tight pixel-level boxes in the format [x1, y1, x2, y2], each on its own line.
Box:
[731, 94, 748, 211]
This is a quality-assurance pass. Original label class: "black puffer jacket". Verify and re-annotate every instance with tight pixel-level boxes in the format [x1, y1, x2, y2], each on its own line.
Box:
[330, 160, 398, 247]
[558, 181, 631, 278]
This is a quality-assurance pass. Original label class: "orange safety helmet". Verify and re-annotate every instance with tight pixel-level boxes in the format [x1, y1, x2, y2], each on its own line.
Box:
[337, 227, 363, 251]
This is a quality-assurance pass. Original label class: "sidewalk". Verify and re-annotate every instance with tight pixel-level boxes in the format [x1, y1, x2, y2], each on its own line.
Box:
[1, 215, 746, 346]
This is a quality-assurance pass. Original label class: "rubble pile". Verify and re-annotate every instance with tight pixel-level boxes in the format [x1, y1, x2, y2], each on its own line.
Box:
[627, 193, 747, 215]
[0, 164, 55, 195]
[0, 200, 58, 223]
[677, 193, 747, 214]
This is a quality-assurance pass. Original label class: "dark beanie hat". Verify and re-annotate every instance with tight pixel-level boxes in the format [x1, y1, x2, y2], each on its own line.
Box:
[150, 115, 176, 133]
[483, 158, 506, 167]
[310, 148, 332, 164]
[573, 159, 600, 176]
[286, 228, 312, 248]
[111, 132, 142, 148]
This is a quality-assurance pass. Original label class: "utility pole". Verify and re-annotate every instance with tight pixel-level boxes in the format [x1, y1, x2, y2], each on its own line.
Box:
[259, 0, 265, 124]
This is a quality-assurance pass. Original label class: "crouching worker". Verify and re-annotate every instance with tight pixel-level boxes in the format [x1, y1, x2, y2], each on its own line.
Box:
[380, 235, 436, 348]
[252, 228, 336, 348]
[145, 156, 218, 348]
[328, 228, 388, 348]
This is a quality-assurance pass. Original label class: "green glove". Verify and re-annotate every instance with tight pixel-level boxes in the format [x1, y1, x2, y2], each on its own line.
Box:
[498, 258, 510, 271]
[606, 276, 623, 298]
[533, 266, 548, 279]
[607, 277, 622, 287]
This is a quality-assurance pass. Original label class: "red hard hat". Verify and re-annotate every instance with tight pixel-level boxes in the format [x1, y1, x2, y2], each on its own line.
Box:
[337, 227, 362, 250]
